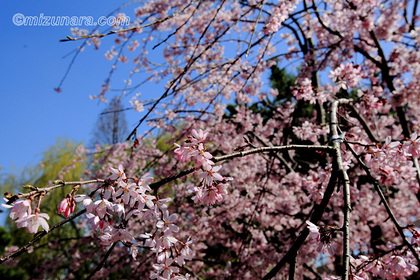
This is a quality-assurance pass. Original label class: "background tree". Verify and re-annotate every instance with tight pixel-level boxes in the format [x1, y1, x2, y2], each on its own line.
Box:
[91, 96, 128, 145]
[0, 138, 88, 279]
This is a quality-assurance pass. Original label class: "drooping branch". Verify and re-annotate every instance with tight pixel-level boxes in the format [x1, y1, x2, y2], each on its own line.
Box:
[246, 0, 266, 58]
[0, 208, 87, 264]
[344, 141, 420, 266]
[84, 242, 118, 280]
[262, 165, 339, 279]
[59, 3, 194, 42]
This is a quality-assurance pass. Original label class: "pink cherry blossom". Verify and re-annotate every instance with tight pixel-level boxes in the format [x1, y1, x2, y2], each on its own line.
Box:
[405, 132, 420, 158]
[199, 165, 224, 187]
[152, 258, 179, 280]
[3, 199, 32, 220]
[189, 129, 208, 145]
[156, 210, 179, 234]
[306, 221, 320, 240]
[93, 198, 114, 219]
[174, 144, 191, 163]
[108, 164, 127, 185]
[74, 195, 95, 213]
[16, 211, 50, 233]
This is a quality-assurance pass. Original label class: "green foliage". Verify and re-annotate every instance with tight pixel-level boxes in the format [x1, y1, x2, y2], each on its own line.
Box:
[0, 226, 28, 280]
[268, 64, 296, 102]
[0, 138, 87, 279]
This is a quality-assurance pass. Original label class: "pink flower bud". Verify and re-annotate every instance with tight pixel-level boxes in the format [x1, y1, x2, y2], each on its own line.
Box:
[58, 197, 75, 218]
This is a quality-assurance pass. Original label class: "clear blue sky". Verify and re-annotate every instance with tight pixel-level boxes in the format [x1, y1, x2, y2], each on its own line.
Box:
[0, 1, 146, 175]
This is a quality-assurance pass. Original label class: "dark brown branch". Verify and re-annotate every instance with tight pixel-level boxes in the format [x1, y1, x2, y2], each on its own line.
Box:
[5, 179, 105, 202]
[59, 4, 192, 43]
[214, 145, 334, 162]
[411, 0, 419, 32]
[345, 103, 381, 143]
[262, 166, 339, 279]
[151, 167, 196, 192]
[0, 209, 87, 264]
[84, 242, 118, 280]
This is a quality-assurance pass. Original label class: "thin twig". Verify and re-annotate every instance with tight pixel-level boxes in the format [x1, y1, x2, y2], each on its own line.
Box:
[214, 145, 334, 162]
[344, 103, 381, 143]
[246, 0, 265, 58]
[5, 179, 105, 202]
[0, 209, 87, 264]
[84, 242, 118, 280]
[246, 131, 294, 173]
[60, 5, 190, 43]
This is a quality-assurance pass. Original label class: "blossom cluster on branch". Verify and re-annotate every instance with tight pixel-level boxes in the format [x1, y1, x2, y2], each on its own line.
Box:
[174, 129, 232, 205]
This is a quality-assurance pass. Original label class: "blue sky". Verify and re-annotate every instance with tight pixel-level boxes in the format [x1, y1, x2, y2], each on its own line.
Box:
[0, 1, 146, 175]
[0, 0, 287, 178]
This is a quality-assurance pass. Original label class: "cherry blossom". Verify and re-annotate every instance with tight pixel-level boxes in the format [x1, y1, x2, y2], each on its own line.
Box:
[404, 132, 420, 158]
[306, 221, 320, 240]
[151, 258, 179, 280]
[16, 211, 50, 233]
[2, 199, 32, 220]
[156, 210, 179, 234]
[108, 163, 127, 185]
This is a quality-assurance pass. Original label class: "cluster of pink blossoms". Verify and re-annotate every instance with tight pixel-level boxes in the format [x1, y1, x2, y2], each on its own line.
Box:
[351, 250, 419, 280]
[364, 133, 420, 187]
[329, 62, 363, 91]
[2, 161, 193, 279]
[307, 221, 419, 279]
[2, 198, 50, 233]
[291, 77, 330, 104]
[174, 129, 232, 205]
[71, 164, 193, 279]
[263, 1, 298, 35]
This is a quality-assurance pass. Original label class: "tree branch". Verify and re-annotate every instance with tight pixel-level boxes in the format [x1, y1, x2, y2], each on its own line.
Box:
[84, 242, 118, 280]
[4, 179, 105, 203]
[262, 167, 339, 279]
[59, 3, 193, 42]
[0, 208, 87, 264]
[214, 145, 334, 162]
[331, 99, 352, 280]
